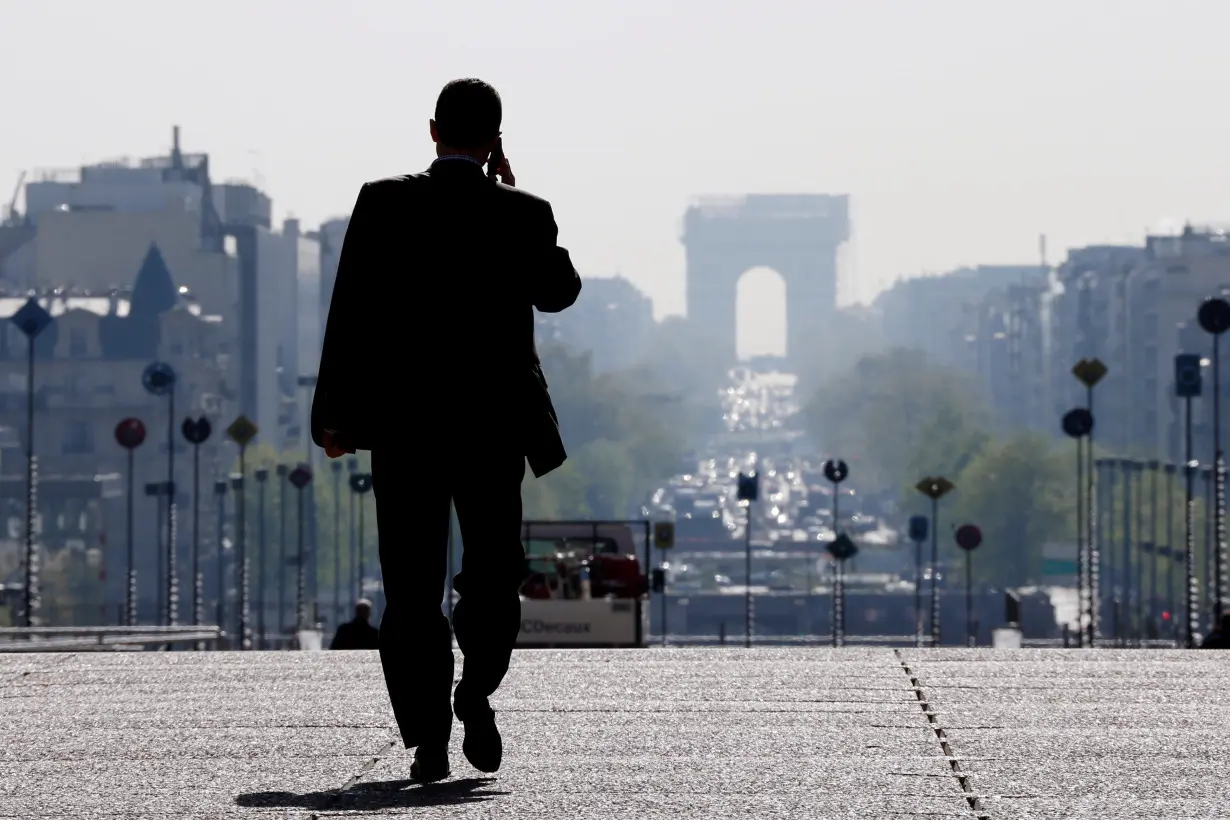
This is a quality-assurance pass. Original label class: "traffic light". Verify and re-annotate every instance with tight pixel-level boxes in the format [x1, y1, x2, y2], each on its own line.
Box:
[736, 472, 759, 502]
[1175, 353, 1203, 398]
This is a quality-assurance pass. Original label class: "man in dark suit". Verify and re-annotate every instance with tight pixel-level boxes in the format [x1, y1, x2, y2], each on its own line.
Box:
[329, 599, 381, 650]
[311, 78, 581, 783]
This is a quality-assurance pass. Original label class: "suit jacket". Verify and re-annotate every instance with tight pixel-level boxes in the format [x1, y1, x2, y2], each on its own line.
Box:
[310, 159, 581, 477]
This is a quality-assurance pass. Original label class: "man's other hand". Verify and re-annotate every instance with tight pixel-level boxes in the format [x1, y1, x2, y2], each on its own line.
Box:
[322, 430, 354, 458]
[496, 157, 515, 187]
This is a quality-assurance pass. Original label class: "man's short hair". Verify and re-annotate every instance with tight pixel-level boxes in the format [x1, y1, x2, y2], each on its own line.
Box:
[434, 78, 502, 149]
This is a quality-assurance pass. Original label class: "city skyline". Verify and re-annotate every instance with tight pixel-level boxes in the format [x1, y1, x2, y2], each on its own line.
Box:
[6, 0, 1230, 359]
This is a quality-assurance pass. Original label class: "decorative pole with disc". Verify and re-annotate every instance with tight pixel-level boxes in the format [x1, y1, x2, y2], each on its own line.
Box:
[142, 361, 178, 626]
[181, 416, 212, 639]
[822, 459, 851, 647]
[915, 476, 955, 647]
[11, 297, 53, 627]
[954, 524, 983, 647]
[1062, 406, 1095, 647]
[349, 472, 373, 609]
[225, 415, 259, 649]
[1071, 357, 1107, 647]
[289, 464, 314, 630]
[1198, 297, 1230, 626]
[114, 418, 147, 626]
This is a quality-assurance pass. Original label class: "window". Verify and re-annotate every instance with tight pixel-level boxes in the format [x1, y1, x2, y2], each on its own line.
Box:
[62, 419, 94, 455]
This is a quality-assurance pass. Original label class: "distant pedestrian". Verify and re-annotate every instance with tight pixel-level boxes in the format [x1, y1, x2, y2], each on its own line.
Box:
[330, 599, 380, 650]
[1199, 613, 1230, 649]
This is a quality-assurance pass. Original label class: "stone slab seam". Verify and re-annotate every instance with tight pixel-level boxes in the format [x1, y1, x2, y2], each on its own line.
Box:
[309, 737, 399, 819]
[893, 649, 989, 820]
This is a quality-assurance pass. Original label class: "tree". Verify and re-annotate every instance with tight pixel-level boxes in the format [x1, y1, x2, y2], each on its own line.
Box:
[944, 433, 1075, 586]
[570, 439, 638, 519]
[802, 348, 991, 497]
[526, 340, 693, 520]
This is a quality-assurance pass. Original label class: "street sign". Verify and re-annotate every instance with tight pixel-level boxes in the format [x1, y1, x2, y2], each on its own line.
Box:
[254, 468, 269, 482]
[348, 473, 372, 494]
[10, 298, 52, 339]
[114, 418, 147, 450]
[1198, 297, 1230, 336]
[1175, 353, 1203, 398]
[915, 476, 954, 501]
[288, 465, 312, 489]
[907, 515, 929, 543]
[141, 362, 176, 396]
[827, 532, 858, 562]
[1071, 358, 1108, 388]
[226, 415, 259, 447]
[1061, 408, 1094, 438]
[954, 524, 983, 552]
[736, 472, 759, 502]
[213, 480, 227, 496]
[653, 521, 675, 549]
[180, 417, 212, 445]
[144, 482, 162, 497]
[822, 459, 849, 484]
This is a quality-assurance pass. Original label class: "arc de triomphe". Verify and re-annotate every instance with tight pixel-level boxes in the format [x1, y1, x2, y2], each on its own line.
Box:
[681, 194, 849, 367]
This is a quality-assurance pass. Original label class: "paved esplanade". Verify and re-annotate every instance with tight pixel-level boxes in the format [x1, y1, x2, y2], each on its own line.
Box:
[1, 649, 1226, 818]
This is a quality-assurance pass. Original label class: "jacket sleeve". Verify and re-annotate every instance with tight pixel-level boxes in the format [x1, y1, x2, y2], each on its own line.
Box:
[528, 200, 582, 314]
[312, 184, 377, 448]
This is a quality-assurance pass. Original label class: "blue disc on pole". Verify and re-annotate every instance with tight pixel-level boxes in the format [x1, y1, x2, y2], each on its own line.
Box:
[349, 473, 372, 494]
[142, 361, 176, 396]
[1198, 297, 1230, 336]
[181, 416, 212, 444]
[822, 459, 849, 484]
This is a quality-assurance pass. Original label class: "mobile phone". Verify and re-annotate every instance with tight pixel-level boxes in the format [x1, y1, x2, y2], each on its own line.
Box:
[487, 138, 504, 180]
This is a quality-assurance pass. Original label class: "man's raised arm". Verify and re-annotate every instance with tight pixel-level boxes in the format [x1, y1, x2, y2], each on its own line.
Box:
[529, 201, 582, 314]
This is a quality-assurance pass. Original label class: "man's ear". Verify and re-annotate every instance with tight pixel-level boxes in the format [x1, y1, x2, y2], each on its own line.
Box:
[429, 119, 439, 143]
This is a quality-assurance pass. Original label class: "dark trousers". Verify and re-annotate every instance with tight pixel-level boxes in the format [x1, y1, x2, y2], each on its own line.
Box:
[371, 444, 526, 749]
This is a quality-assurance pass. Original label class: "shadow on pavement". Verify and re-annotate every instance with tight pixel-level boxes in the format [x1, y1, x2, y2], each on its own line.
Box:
[236, 776, 507, 811]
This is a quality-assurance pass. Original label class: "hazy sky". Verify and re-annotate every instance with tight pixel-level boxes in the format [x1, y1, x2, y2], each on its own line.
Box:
[4, 0, 1230, 357]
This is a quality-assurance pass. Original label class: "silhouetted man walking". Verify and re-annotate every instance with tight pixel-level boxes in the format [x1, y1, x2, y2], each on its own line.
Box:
[330, 598, 380, 650]
[311, 78, 581, 783]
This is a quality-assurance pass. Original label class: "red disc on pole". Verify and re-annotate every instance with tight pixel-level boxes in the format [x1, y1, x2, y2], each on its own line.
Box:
[955, 524, 982, 552]
[114, 418, 147, 450]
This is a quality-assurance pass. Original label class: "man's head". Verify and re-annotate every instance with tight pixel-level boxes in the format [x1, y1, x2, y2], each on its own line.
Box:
[355, 598, 373, 622]
[430, 78, 502, 161]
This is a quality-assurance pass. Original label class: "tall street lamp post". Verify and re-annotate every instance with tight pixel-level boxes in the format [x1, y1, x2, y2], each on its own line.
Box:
[10, 298, 53, 627]
[1198, 297, 1230, 625]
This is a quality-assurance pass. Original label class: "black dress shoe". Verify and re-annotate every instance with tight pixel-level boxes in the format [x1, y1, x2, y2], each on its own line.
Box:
[455, 702, 502, 774]
[409, 745, 450, 783]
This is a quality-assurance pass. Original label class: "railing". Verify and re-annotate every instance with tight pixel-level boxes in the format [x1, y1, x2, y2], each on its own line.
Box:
[646, 633, 1183, 648]
[0, 625, 223, 652]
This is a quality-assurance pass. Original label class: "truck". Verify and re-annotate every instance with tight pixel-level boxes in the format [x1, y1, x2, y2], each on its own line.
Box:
[517, 520, 650, 648]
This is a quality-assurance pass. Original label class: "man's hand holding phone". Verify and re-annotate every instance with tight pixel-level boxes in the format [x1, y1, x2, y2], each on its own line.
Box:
[322, 430, 354, 459]
[488, 138, 514, 187]
[495, 157, 515, 187]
